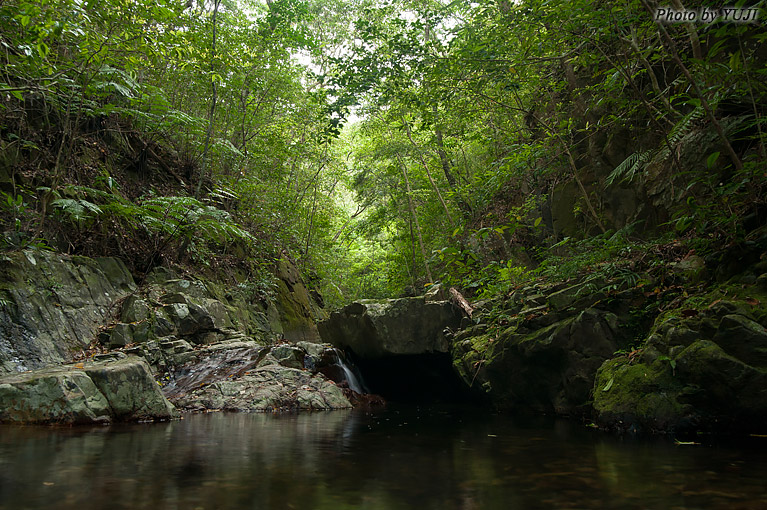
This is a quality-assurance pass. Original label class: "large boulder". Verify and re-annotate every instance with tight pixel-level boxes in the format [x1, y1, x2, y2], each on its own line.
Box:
[318, 297, 462, 358]
[453, 306, 627, 415]
[0, 356, 178, 424]
[593, 289, 767, 434]
[0, 250, 135, 374]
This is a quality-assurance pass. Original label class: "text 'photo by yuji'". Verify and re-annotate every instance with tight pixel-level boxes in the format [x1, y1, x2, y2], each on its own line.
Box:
[654, 6, 761, 23]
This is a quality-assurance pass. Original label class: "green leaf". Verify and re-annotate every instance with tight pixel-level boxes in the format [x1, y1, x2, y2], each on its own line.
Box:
[602, 376, 614, 392]
[534, 217, 542, 227]
[706, 151, 720, 169]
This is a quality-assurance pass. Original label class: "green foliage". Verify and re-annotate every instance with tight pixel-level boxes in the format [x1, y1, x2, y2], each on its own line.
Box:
[1, 0, 765, 309]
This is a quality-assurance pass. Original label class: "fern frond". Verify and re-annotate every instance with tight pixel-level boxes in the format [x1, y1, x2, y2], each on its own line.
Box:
[605, 150, 652, 187]
[656, 106, 705, 161]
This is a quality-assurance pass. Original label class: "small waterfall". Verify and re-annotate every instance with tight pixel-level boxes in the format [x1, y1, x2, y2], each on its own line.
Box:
[339, 362, 365, 394]
[333, 349, 367, 394]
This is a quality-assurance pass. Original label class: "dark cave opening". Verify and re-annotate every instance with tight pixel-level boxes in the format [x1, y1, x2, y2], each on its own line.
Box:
[348, 352, 476, 404]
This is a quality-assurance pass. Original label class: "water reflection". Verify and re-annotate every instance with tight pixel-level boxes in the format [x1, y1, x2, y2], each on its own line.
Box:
[1, 407, 766, 510]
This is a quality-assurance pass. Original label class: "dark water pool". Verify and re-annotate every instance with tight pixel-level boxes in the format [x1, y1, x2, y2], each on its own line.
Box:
[1, 406, 766, 509]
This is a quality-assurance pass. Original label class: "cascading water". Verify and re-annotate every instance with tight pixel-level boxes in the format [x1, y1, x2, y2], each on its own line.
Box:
[332, 349, 367, 394]
[339, 361, 365, 394]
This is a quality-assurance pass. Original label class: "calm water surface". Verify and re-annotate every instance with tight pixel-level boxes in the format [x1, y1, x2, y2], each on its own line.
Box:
[1, 405, 766, 509]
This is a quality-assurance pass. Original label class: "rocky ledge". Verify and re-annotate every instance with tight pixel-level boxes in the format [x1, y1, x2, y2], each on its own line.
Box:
[318, 296, 463, 358]
[0, 357, 178, 425]
[156, 339, 353, 412]
[0, 250, 358, 425]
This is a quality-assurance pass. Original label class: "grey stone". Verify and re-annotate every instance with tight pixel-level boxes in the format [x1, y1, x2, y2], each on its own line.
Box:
[0, 357, 178, 424]
[120, 295, 151, 323]
[173, 365, 351, 412]
[318, 297, 462, 358]
[270, 345, 306, 369]
[0, 251, 135, 373]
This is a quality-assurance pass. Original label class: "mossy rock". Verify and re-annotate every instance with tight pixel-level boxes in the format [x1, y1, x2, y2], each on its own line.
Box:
[454, 307, 625, 415]
[594, 338, 767, 434]
[0, 357, 178, 424]
[593, 357, 689, 433]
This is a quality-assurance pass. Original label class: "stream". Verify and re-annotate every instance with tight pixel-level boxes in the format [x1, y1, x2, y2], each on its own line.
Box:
[1, 405, 766, 510]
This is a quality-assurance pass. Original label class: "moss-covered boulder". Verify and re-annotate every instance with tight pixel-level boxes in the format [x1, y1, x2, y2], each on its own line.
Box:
[453, 306, 628, 415]
[593, 279, 767, 434]
[0, 356, 178, 424]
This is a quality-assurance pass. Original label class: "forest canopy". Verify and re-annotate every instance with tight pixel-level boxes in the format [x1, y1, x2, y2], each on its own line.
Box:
[1, 0, 765, 306]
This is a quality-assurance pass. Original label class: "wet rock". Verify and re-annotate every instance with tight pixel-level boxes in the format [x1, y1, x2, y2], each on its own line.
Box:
[173, 365, 351, 412]
[0, 251, 135, 374]
[161, 340, 351, 412]
[318, 297, 462, 358]
[0, 357, 178, 424]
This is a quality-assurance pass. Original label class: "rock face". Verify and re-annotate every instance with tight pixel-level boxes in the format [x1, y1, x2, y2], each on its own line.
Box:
[593, 287, 767, 434]
[100, 267, 283, 350]
[0, 356, 178, 424]
[273, 258, 327, 342]
[318, 297, 462, 358]
[451, 291, 636, 415]
[0, 250, 354, 424]
[159, 340, 352, 412]
[0, 250, 135, 374]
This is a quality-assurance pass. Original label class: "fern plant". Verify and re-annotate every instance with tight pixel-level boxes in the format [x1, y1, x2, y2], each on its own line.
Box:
[605, 106, 705, 187]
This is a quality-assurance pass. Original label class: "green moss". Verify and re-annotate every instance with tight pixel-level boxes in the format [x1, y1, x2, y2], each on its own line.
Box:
[593, 357, 687, 423]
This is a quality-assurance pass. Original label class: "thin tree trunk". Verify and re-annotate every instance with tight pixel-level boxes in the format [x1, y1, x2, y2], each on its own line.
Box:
[641, 0, 743, 171]
[401, 117, 454, 227]
[433, 106, 473, 215]
[408, 214, 418, 290]
[628, 26, 680, 118]
[196, 0, 221, 198]
[303, 180, 318, 270]
[396, 152, 434, 283]
[670, 0, 702, 60]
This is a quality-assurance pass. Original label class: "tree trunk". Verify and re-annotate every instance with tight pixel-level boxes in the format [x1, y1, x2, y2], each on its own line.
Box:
[402, 117, 454, 227]
[196, 0, 221, 198]
[396, 152, 434, 283]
